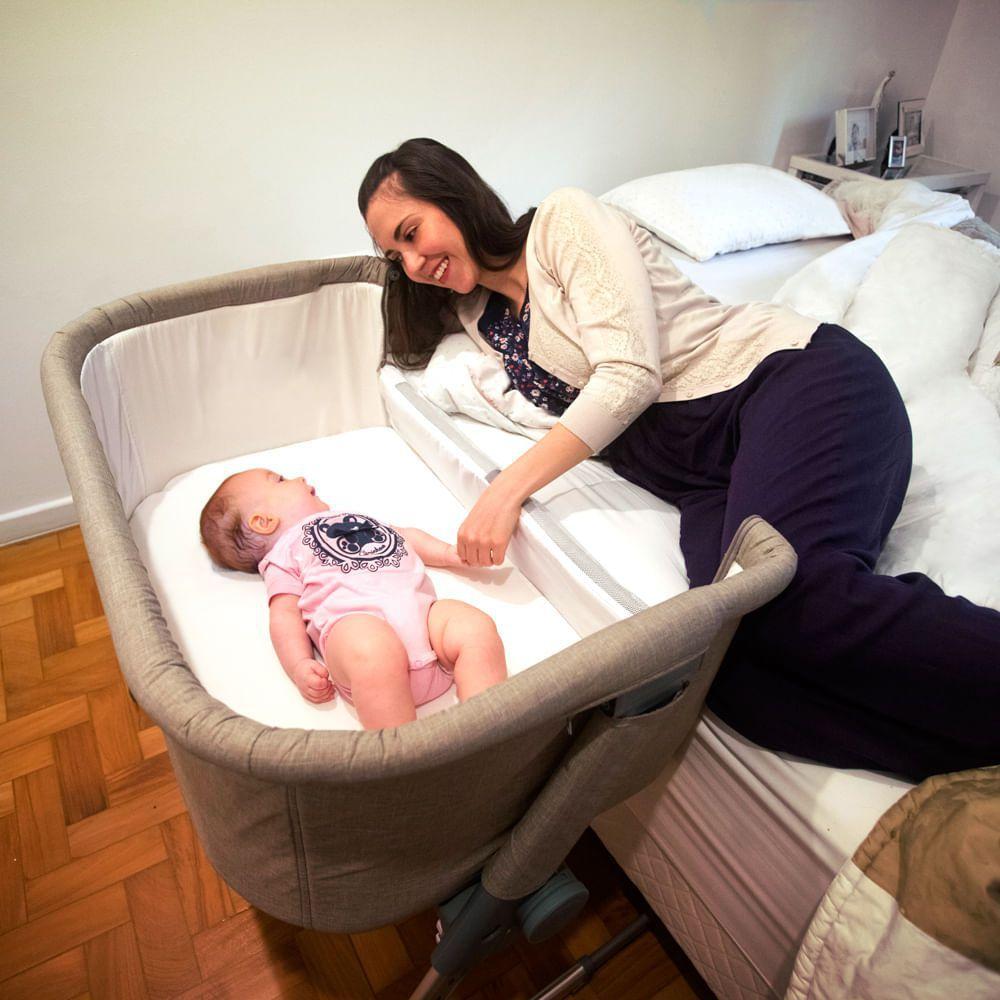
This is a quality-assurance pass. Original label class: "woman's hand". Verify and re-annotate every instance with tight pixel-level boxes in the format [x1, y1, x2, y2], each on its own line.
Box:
[457, 423, 593, 566]
[457, 485, 524, 566]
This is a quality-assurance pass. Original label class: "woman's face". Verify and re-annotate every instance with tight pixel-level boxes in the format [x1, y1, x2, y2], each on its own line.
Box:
[365, 177, 481, 294]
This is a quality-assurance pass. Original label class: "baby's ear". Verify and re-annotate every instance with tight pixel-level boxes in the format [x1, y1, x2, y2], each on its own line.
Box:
[248, 512, 280, 536]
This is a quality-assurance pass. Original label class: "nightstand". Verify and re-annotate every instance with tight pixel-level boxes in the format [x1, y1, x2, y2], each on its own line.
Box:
[788, 153, 990, 212]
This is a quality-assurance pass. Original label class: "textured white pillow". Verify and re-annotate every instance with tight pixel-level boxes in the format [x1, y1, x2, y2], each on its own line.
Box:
[840, 224, 1000, 608]
[843, 224, 1000, 401]
[600, 163, 850, 261]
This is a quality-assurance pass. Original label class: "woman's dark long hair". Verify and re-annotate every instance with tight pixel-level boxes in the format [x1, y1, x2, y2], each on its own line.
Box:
[358, 138, 535, 369]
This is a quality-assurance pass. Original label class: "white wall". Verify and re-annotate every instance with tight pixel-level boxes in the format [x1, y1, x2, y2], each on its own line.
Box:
[1, 0, 959, 543]
[924, 0, 1000, 225]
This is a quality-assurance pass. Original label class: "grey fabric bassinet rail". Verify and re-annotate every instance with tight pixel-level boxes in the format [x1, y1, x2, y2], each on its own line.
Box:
[40, 255, 796, 932]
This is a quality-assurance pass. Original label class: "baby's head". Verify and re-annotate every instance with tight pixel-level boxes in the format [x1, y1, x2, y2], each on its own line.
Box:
[200, 468, 328, 572]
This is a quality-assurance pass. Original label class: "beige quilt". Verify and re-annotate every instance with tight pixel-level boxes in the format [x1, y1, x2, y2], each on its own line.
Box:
[787, 767, 1000, 999]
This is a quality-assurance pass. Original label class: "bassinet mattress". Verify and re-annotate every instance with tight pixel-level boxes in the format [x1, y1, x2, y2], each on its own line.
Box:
[129, 426, 580, 731]
[377, 366, 911, 994]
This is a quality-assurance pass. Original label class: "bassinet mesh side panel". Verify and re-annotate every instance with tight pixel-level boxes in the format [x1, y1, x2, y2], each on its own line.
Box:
[41, 255, 797, 931]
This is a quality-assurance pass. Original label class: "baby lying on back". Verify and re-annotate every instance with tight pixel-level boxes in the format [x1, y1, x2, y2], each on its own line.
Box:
[199, 468, 507, 729]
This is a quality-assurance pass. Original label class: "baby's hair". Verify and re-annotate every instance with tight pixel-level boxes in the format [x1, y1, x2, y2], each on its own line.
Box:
[200, 474, 268, 573]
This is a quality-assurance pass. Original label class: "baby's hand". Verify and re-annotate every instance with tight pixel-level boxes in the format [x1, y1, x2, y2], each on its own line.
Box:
[293, 659, 335, 704]
[439, 543, 468, 569]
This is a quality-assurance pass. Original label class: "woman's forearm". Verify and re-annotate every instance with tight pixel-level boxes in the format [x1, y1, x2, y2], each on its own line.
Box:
[457, 422, 592, 566]
[490, 422, 593, 504]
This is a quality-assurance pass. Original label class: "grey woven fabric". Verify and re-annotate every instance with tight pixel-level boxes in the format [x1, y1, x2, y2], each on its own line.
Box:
[41, 257, 796, 931]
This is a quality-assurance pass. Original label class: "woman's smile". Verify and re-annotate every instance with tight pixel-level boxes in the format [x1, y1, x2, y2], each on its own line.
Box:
[431, 257, 449, 282]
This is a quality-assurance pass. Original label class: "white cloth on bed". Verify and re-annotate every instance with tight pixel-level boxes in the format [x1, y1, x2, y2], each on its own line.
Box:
[408, 330, 556, 439]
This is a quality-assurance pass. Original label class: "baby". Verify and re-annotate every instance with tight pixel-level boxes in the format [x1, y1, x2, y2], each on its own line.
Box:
[199, 468, 507, 728]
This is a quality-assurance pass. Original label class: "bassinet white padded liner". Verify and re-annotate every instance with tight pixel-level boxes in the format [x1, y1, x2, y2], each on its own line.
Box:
[377, 364, 910, 994]
[129, 427, 580, 730]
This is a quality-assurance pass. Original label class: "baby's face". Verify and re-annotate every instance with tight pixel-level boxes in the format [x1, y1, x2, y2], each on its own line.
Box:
[227, 468, 328, 534]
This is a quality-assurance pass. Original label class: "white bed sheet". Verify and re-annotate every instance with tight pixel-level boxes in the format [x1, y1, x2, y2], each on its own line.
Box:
[377, 359, 910, 995]
[656, 234, 851, 304]
[129, 427, 579, 731]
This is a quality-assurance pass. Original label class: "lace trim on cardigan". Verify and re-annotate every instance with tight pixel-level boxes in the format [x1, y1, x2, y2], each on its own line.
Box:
[534, 194, 652, 424]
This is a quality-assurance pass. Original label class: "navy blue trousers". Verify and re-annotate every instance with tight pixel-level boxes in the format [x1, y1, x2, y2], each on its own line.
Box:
[606, 325, 1000, 781]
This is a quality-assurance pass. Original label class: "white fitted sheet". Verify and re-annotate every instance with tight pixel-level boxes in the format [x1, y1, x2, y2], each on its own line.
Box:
[655, 233, 851, 304]
[129, 426, 579, 731]
[377, 365, 910, 994]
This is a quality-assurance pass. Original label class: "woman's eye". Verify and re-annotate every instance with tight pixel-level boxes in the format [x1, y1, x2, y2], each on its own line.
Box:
[404, 227, 417, 241]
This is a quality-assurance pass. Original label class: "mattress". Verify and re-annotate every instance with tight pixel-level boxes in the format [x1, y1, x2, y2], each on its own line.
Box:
[377, 361, 910, 996]
[129, 426, 580, 731]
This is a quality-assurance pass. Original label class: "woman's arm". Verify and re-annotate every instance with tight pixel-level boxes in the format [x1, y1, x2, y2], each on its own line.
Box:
[457, 422, 591, 566]
[458, 189, 662, 567]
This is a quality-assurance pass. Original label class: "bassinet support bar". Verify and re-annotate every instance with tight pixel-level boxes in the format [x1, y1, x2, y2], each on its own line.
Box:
[40, 257, 796, 949]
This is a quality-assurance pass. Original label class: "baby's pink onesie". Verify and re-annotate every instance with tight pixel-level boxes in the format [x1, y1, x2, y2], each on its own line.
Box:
[259, 512, 453, 705]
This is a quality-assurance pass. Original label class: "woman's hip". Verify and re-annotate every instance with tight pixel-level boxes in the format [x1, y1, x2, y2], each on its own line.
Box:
[606, 323, 910, 497]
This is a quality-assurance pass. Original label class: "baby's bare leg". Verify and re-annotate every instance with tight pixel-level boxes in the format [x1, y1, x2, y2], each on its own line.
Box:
[427, 600, 507, 701]
[324, 614, 416, 729]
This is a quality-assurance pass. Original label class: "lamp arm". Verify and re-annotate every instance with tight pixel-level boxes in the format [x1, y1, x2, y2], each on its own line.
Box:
[870, 70, 896, 114]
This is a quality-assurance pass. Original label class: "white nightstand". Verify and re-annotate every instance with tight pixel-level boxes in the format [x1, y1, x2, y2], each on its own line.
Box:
[789, 153, 990, 212]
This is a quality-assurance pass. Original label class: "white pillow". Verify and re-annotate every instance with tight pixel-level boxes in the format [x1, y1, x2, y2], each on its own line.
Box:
[843, 223, 1000, 401]
[600, 163, 850, 261]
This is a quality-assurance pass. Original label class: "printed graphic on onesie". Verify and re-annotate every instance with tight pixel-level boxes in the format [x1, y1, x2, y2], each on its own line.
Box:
[301, 514, 407, 573]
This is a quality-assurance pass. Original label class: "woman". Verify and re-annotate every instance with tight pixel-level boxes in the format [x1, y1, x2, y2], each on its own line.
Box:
[359, 137, 999, 781]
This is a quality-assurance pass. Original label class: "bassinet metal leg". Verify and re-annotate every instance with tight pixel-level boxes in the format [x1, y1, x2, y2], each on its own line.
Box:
[528, 914, 650, 1000]
[408, 883, 519, 1000]
[409, 868, 593, 1000]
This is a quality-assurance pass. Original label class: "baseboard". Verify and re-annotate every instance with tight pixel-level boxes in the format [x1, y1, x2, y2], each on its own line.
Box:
[0, 496, 78, 547]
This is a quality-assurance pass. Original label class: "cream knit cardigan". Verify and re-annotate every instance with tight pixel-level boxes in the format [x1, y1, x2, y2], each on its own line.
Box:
[455, 187, 818, 453]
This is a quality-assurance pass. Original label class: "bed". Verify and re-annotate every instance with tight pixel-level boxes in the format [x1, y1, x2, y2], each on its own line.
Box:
[42, 169, 1000, 998]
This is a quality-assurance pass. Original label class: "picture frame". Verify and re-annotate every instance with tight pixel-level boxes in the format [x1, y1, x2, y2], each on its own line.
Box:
[898, 99, 925, 157]
[835, 105, 877, 166]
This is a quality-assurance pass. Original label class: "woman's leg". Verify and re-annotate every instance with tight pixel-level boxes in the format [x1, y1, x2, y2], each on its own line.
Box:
[703, 327, 1000, 778]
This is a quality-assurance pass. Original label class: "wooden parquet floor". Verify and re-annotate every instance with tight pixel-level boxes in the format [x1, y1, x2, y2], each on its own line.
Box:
[0, 527, 706, 1000]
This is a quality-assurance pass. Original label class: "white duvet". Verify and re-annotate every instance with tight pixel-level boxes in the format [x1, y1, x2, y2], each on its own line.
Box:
[774, 185, 1000, 610]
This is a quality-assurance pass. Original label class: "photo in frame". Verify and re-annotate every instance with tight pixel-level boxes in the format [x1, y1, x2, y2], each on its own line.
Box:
[888, 134, 907, 168]
[883, 135, 909, 179]
[835, 105, 877, 166]
[898, 99, 925, 156]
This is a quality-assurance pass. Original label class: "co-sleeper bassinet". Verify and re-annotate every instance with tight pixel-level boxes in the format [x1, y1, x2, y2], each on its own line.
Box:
[40, 256, 795, 978]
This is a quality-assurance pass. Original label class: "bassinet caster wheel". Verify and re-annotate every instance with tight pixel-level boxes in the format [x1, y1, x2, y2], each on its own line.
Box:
[409, 869, 590, 999]
[517, 867, 589, 943]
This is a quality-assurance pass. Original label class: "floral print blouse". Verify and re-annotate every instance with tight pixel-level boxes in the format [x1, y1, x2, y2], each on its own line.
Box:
[477, 291, 580, 416]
